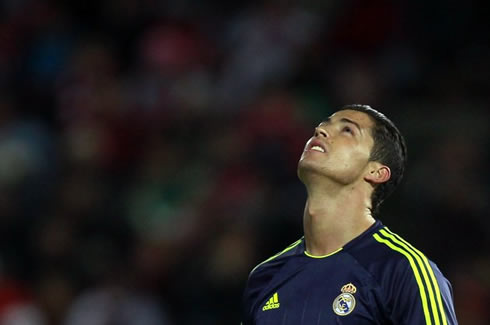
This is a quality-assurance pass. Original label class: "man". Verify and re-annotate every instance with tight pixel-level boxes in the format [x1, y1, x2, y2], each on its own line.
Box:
[241, 105, 458, 324]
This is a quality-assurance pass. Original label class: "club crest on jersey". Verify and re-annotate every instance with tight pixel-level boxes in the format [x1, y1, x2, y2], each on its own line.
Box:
[332, 283, 357, 316]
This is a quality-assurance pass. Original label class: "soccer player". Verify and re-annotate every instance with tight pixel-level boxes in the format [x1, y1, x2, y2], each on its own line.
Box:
[241, 105, 458, 324]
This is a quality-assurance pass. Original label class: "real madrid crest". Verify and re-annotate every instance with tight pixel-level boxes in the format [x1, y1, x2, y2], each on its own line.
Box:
[332, 283, 357, 316]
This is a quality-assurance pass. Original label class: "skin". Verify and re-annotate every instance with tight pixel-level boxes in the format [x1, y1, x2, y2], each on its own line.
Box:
[297, 109, 391, 256]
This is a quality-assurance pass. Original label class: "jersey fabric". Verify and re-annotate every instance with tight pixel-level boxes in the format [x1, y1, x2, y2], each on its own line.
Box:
[242, 221, 458, 325]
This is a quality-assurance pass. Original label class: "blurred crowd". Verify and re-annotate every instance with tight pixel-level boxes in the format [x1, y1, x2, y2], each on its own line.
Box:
[0, 0, 489, 324]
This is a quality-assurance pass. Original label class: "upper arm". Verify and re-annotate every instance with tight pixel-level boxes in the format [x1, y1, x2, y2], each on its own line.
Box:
[388, 259, 458, 325]
[372, 230, 458, 324]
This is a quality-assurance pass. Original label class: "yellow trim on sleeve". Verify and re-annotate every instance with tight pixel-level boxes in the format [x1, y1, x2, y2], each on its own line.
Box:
[379, 229, 441, 325]
[373, 233, 432, 325]
[383, 228, 448, 325]
[304, 247, 343, 258]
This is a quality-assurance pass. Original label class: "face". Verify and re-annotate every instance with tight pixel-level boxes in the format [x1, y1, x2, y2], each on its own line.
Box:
[298, 110, 376, 186]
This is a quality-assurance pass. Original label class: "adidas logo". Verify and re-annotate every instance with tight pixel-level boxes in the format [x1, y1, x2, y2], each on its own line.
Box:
[262, 292, 280, 311]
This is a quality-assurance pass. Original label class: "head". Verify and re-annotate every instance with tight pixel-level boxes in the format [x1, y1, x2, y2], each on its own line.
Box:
[298, 104, 407, 215]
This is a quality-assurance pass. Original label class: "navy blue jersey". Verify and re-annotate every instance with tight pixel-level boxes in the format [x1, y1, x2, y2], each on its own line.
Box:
[242, 221, 458, 325]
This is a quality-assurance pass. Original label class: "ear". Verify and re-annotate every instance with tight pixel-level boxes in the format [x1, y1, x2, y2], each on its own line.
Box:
[365, 162, 391, 185]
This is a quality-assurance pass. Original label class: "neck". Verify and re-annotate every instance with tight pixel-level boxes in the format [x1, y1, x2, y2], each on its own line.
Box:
[303, 181, 375, 256]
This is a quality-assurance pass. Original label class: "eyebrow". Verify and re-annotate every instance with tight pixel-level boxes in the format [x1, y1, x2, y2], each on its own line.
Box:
[320, 117, 362, 134]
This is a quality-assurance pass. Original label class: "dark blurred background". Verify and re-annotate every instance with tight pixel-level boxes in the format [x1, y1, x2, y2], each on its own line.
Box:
[0, 0, 488, 324]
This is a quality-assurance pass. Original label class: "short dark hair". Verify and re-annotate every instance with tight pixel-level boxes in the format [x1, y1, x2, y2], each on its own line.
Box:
[339, 104, 407, 215]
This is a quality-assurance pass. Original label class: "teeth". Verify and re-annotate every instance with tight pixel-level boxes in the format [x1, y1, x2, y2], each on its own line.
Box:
[311, 145, 325, 153]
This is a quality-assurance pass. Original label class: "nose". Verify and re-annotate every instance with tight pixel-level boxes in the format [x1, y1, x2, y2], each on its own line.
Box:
[314, 126, 328, 138]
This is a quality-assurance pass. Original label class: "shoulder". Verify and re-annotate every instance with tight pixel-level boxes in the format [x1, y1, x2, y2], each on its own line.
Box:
[368, 225, 453, 295]
[346, 224, 451, 301]
[248, 237, 303, 276]
[348, 225, 436, 276]
[349, 225, 457, 323]
[371, 226, 440, 279]
[367, 226, 458, 324]
[242, 237, 304, 320]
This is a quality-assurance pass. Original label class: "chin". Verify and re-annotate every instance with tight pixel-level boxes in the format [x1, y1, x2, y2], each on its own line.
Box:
[297, 160, 324, 183]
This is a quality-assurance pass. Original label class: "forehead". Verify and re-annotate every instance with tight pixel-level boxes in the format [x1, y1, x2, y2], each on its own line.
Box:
[320, 109, 375, 133]
[329, 109, 374, 128]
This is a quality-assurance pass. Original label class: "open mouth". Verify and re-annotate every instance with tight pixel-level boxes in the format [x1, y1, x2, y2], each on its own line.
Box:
[310, 145, 325, 153]
[307, 140, 327, 153]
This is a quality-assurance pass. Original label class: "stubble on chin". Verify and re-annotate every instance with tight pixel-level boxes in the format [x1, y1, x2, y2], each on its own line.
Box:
[297, 158, 327, 185]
